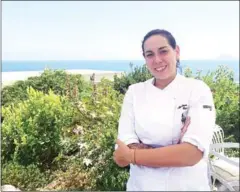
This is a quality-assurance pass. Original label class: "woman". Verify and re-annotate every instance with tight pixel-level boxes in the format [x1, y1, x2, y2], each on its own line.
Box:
[113, 29, 216, 191]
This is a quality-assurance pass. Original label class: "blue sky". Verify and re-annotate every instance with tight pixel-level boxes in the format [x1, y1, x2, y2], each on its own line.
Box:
[3, 1, 239, 60]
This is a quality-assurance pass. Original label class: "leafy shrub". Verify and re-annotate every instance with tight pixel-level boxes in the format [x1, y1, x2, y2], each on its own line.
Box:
[67, 78, 129, 190]
[224, 148, 240, 158]
[1, 69, 91, 107]
[38, 160, 93, 191]
[1, 87, 76, 168]
[2, 162, 51, 191]
[113, 63, 152, 94]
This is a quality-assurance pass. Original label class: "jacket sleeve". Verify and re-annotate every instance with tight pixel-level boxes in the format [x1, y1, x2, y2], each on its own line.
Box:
[117, 85, 140, 145]
[181, 80, 216, 159]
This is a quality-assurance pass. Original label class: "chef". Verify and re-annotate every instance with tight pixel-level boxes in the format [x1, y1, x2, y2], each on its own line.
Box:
[113, 29, 216, 191]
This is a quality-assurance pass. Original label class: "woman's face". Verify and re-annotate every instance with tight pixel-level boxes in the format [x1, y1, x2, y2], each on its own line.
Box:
[143, 35, 180, 81]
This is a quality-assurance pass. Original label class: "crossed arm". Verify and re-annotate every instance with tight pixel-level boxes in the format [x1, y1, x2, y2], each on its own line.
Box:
[114, 140, 203, 168]
[115, 117, 195, 167]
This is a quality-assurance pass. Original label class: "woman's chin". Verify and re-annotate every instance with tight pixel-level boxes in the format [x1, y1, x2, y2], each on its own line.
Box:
[154, 73, 169, 80]
[154, 72, 176, 82]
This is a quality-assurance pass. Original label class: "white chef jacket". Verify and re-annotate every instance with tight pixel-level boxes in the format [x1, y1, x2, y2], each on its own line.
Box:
[117, 73, 216, 191]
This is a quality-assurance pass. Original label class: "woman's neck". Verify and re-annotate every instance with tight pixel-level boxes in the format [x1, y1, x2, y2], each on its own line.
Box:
[154, 74, 177, 90]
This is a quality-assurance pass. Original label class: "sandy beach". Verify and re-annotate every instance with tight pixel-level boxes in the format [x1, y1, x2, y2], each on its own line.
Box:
[1, 69, 124, 87]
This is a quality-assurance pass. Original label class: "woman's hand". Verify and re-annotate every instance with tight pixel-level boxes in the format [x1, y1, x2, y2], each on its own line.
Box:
[113, 139, 134, 167]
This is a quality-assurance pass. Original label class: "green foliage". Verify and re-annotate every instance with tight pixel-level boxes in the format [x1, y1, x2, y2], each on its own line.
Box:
[46, 79, 129, 190]
[1, 69, 91, 107]
[184, 65, 239, 142]
[39, 160, 93, 191]
[68, 79, 129, 190]
[2, 162, 51, 191]
[113, 63, 152, 94]
[1, 87, 75, 168]
[224, 148, 240, 158]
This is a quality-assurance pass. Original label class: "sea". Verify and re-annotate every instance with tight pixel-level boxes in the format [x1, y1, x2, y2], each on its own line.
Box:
[2, 60, 239, 82]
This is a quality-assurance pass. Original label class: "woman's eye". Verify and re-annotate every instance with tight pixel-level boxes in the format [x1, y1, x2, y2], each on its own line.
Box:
[146, 54, 153, 57]
[160, 50, 168, 54]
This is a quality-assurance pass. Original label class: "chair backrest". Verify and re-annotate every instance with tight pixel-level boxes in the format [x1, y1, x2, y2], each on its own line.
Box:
[211, 124, 225, 154]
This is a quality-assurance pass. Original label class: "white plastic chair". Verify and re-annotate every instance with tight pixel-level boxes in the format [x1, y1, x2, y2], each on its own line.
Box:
[212, 125, 225, 154]
[209, 125, 239, 191]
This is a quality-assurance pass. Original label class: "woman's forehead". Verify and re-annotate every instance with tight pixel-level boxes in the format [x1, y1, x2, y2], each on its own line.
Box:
[144, 35, 170, 51]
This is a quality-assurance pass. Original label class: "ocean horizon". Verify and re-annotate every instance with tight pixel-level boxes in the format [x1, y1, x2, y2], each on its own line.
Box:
[2, 59, 239, 82]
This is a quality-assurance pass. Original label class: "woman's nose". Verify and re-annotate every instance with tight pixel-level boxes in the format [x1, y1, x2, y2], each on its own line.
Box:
[154, 54, 163, 64]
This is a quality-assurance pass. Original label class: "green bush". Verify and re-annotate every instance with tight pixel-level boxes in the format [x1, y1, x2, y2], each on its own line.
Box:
[46, 79, 128, 191]
[38, 159, 94, 191]
[113, 63, 152, 94]
[2, 162, 51, 191]
[1, 69, 91, 107]
[1, 87, 75, 168]
[68, 78, 129, 190]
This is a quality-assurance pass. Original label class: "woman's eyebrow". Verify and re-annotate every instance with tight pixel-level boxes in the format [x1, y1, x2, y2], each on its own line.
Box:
[145, 50, 153, 54]
[145, 46, 168, 54]
[158, 46, 168, 50]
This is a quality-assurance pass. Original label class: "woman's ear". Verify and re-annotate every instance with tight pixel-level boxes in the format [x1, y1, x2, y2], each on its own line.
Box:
[175, 45, 180, 61]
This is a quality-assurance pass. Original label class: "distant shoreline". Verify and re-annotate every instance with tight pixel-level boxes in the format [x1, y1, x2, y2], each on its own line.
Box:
[2, 59, 239, 72]
[1, 69, 124, 88]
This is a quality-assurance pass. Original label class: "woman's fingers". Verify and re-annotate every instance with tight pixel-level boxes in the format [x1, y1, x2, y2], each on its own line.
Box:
[113, 141, 131, 167]
[113, 152, 129, 167]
